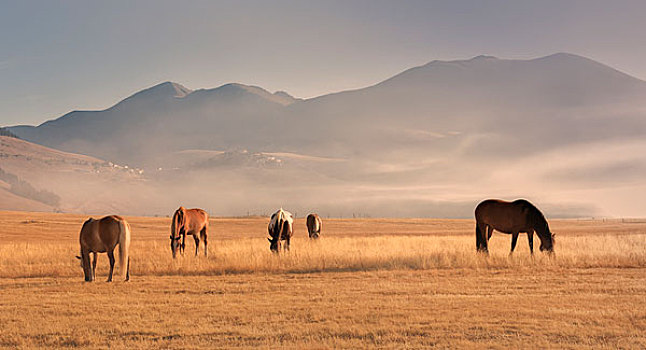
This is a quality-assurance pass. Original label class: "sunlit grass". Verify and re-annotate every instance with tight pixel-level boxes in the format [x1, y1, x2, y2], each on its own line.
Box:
[0, 213, 645, 348]
[1, 233, 644, 279]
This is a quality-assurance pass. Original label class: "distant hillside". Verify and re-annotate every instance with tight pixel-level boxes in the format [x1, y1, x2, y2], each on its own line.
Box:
[284, 53, 646, 160]
[0, 167, 60, 206]
[10, 53, 646, 165]
[6, 53, 646, 217]
[9, 82, 298, 164]
[0, 185, 53, 212]
[0, 127, 18, 138]
[0, 136, 154, 214]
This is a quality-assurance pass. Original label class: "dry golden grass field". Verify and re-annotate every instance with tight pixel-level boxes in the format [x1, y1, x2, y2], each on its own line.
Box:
[0, 210, 645, 348]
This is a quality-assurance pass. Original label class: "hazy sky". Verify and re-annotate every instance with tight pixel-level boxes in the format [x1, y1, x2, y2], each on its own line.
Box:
[1, 0, 645, 126]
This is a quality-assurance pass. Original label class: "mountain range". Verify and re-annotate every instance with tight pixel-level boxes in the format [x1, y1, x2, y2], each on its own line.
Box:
[5, 53, 646, 217]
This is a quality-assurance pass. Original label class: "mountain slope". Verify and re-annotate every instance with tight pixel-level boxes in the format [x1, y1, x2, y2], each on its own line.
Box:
[0, 181, 54, 212]
[0, 136, 152, 214]
[283, 53, 646, 159]
[5, 53, 646, 216]
[10, 53, 646, 164]
[10, 82, 297, 164]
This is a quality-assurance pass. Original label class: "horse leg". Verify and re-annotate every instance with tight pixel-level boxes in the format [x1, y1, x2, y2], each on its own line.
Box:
[201, 227, 208, 257]
[107, 251, 115, 282]
[92, 252, 98, 277]
[487, 225, 494, 240]
[476, 222, 489, 253]
[180, 232, 186, 255]
[528, 230, 534, 255]
[510, 232, 519, 254]
[81, 250, 93, 282]
[194, 235, 200, 256]
[126, 257, 130, 281]
[285, 236, 291, 252]
[482, 224, 490, 252]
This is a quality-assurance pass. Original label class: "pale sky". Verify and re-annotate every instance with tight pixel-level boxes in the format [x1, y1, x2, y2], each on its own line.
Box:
[1, 0, 645, 126]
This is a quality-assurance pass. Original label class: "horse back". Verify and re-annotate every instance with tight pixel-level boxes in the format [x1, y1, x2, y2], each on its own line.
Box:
[281, 219, 293, 240]
[306, 214, 320, 233]
[80, 215, 123, 253]
[475, 199, 538, 233]
[268, 210, 293, 240]
[184, 208, 209, 233]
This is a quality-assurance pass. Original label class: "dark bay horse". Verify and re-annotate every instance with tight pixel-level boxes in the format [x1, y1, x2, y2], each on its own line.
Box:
[170, 206, 209, 258]
[76, 215, 131, 282]
[268, 208, 293, 252]
[306, 213, 322, 239]
[475, 199, 555, 254]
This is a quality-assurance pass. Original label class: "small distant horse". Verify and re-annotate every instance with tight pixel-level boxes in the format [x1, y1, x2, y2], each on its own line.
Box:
[475, 199, 555, 254]
[76, 215, 131, 282]
[306, 213, 322, 239]
[268, 208, 294, 252]
[170, 206, 209, 258]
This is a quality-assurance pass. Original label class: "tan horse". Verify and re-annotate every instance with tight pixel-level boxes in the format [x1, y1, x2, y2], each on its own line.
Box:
[75, 215, 131, 282]
[268, 208, 293, 252]
[170, 206, 209, 258]
[306, 213, 322, 239]
[475, 199, 555, 254]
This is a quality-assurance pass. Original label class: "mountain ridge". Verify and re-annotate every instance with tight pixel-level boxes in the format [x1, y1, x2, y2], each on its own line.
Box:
[2, 52, 646, 216]
[7, 52, 645, 132]
[4, 52, 646, 216]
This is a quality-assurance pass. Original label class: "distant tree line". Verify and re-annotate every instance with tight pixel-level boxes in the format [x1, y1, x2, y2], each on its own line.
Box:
[0, 128, 19, 138]
[0, 167, 61, 206]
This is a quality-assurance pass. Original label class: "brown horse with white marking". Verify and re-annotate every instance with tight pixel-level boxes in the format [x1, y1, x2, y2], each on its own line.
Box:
[475, 199, 555, 254]
[268, 208, 294, 252]
[306, 213, 322, 239]
[76, 215, 131, 282]
[170, 206, 209, 258]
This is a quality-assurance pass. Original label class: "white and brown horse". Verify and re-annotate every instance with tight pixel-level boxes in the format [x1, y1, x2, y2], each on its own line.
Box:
[76, 215, 131, 282]
[475, 199, 555, 254]
[268, 208, 293, 252]
[170, 206, 209, 258]
[306, 213, 322, 239]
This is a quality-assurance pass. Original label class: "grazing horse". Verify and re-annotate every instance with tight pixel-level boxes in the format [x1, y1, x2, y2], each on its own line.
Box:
[75, 215, 131, 282]
[170, 206, 209, 258]
[475, 199, 555, 254]
[268, 208, 294, 252]
[306, 213, 322, 239]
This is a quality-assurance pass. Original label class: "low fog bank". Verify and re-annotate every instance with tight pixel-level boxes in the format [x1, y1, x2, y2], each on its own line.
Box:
[48, 159, 601, 219]
[2, 135, 640, 218]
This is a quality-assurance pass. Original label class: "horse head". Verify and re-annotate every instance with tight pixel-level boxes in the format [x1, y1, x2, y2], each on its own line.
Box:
[268, 209, 286, 252]
[540, 231, 556, 253]
[268, 237, 280, 253]
[75, 254, 94, 281]
[170, 206, 186, 258]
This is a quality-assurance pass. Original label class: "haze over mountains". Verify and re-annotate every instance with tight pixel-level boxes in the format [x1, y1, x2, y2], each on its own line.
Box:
[5, 53, 646, 217]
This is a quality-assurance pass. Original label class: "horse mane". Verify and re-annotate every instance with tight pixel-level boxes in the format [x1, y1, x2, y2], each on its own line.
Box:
[171, 207, 185, 238]
[515, 199, 550, 236]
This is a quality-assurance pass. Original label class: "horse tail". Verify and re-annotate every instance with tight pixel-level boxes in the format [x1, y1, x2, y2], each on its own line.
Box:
[475, 222, 483, 251]
[277, 210, 285, 240]
[118, 219, 131, 281]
